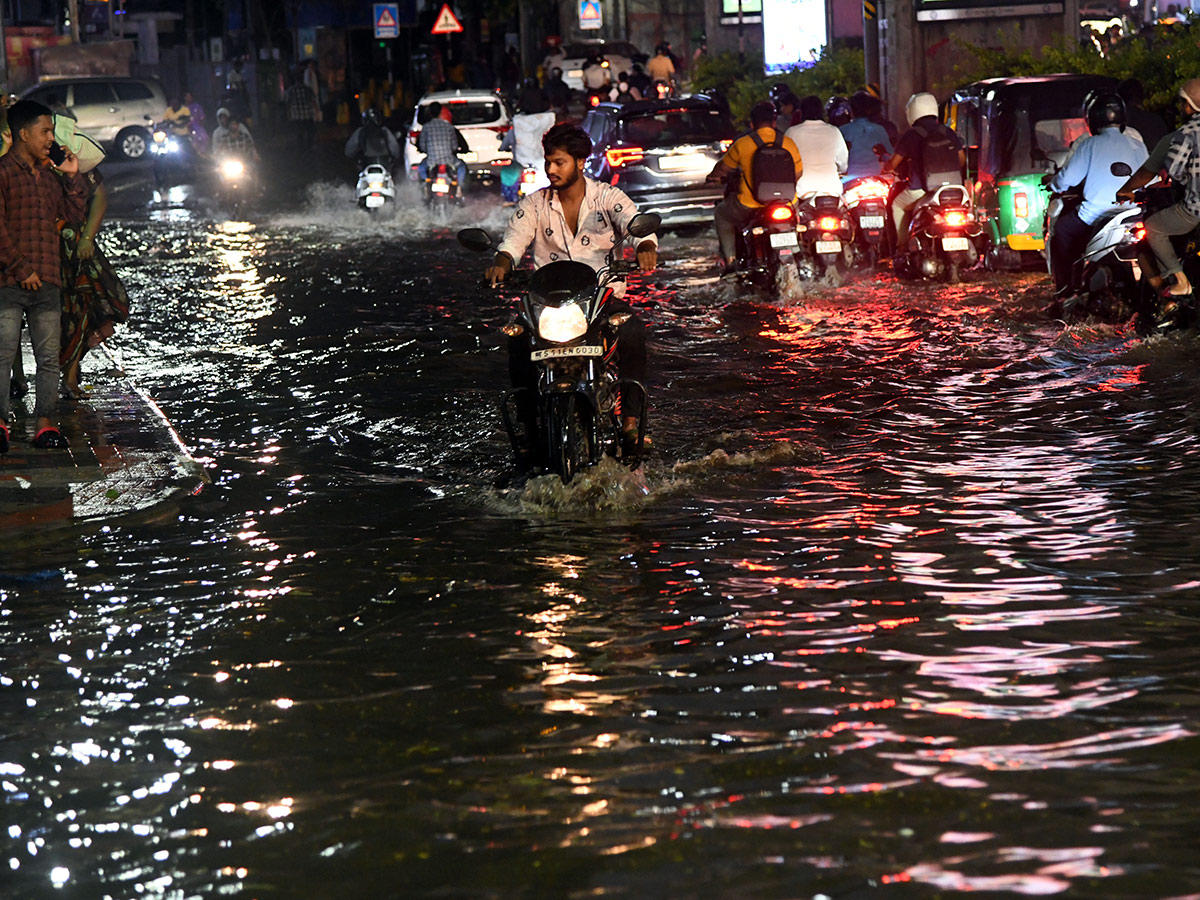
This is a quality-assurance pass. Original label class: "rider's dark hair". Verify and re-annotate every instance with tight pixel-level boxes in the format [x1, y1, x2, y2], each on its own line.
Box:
[425, 101, 443, 119]
[7, 100, 52, 140]
[850, 91, 874, 119]
[799, 94, 824, 122]
[749, 101, 776, 128]
[542, 123, 592, 160]
[1117, 78, 1144, 106]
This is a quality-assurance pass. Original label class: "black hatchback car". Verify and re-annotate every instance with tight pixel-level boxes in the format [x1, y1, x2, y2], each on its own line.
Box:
[581, 95, 735, 228]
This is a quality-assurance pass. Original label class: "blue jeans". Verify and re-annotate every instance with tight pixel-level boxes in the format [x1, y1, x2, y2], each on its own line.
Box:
[0, 284, 62, 423]
[417, 159, 467, 189]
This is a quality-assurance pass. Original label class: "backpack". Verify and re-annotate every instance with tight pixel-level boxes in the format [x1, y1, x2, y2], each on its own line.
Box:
[913, 122, 962, 190]
[746, 129, 796, 203]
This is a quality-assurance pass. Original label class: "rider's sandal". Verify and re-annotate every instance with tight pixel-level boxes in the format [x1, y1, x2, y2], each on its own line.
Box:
[32, 426, 69, 450]
[0, 421, 8, 455]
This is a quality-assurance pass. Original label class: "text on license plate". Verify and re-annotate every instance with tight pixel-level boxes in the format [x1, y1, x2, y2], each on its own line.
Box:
[859, 215, 885, 228]
[432, 182, 450, 193]
[531, 345, 603, 361]
[366, 195, 385, 208]
[942, 236, 970, 251]
[769, 231, 799, 248]
[659, 153, 707, 171]
[815, 240, 842, 254]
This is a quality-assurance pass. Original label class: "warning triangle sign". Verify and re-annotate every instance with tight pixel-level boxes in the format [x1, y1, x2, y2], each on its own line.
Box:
[378, 8, 397, 28]
[431, 3, 464, 34]
[581, 2, 600, 19]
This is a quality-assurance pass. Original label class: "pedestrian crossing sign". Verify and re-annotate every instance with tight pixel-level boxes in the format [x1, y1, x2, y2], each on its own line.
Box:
[431, 3, 464, 34]
[374, 3, 400, 38]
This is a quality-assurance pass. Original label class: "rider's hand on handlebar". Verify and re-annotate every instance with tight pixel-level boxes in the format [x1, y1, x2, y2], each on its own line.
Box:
[1116, 189, 1136, 204]
[636, 243, 657, 272]
[485, 253, 512, 287]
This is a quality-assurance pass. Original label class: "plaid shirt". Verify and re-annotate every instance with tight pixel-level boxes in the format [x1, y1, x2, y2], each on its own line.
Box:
[1165, 117, 1200, 216]
[0, 152, 87, 287]
[212, 125, 257, 158]
[418, 117, 461, 167]
[285, 83, 316, 121]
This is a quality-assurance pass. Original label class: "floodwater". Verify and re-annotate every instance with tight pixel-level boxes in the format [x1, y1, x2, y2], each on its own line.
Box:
[4, 178, 1200, 899]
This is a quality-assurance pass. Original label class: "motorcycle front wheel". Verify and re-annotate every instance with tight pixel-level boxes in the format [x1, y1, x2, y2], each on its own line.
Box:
[547, 392, 590, 484]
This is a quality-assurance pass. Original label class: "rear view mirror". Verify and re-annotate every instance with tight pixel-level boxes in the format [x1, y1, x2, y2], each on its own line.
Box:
[626, 212, 661, 238]
[457, 228, 494, 253]
[1110, 161, 1133, 177]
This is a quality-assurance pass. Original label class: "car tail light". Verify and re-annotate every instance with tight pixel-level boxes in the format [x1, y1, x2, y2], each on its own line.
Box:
[605, 146, 645, 167]
[487, 124, 511, 133]
[1013, 191, 1029, 219]
[590, 94, 601, 107]
[769, 206, 794, 222]
[818, 215, 841, 231]
[408, 129, 420, 143]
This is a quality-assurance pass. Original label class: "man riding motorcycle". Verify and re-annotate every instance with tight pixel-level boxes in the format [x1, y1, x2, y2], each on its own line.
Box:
[1117, 77, 1200, 298]
[840, 90, 893, 180]
[1045, 90, 1148, 302]
[882, 92, 966, 246]
[706, 101, 804, 275]
[345, 108, 401, 177]
[484, 124, 658, 459]
[498, 83, 556, 203]
[417, 102, 469, 200]
[786, 95, 848, 198]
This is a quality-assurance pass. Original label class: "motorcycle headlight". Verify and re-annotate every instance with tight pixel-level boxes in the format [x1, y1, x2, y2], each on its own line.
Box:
[536, 302, 588, 343]
[220, 159, 245, 179]
[153, 131, 167, 143]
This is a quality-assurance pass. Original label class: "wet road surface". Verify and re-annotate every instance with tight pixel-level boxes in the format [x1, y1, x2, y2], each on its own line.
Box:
[3, 169, 1200, 898]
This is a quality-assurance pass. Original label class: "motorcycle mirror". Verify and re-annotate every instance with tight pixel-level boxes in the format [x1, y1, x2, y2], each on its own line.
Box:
[457, 228, 495, 253]
[626, 212, 661, 239]
[1110, 161, 1133, 177]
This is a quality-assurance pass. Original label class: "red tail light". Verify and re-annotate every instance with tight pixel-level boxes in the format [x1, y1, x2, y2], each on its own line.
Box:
[818, 216, 842, 231]
[590, 94, 601, 107]
[1013, 191, 1029, 219]
[1132, 224, 1146, 241]
[844, 178, 889, 206]
[408, 129, 420, 142]
[719, 139, 733, 152]
[520, 168, 538, 183]
[943, 210, 969, 227]
[605, 146, 645, 167]
[488, 124, 512, 134]
[769, 206, 794, 222]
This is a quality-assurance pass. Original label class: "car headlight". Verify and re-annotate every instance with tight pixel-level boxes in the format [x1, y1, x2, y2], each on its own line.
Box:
[220, 159, 245, 179]
[537, 303, 588, 343]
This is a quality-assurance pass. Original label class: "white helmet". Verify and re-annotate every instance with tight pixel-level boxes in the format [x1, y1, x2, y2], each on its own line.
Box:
[216, 107, 232, 119]
[905, 92, 938, 125]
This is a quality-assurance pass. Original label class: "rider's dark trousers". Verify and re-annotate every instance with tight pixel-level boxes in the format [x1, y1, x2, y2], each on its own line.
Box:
[1050, 207, 1093, 295]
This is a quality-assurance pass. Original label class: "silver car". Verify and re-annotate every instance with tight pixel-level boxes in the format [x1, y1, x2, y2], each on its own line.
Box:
[547, 41, 642, 92]
[20, 77, 166, 160]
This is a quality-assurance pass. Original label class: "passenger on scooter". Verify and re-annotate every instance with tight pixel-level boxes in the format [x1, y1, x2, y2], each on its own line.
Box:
[646, 43, 676, 93]
[417, 102, 469, 200]
[770, 85, 802, 132]
[706, 101, 804, 275]
[1045, 90, 1147, 299]
[498, 85, 556, 202]
[581, 54, 612, 96]
[785, 95, 848, 198]
[345, 108, 401, 177]
[211, 108, 259, 162]
[883, 92, 965, 247]
[483, 124, 658, 452]
[840, 91, 893, 180]
[1117, 78, 1200, 298]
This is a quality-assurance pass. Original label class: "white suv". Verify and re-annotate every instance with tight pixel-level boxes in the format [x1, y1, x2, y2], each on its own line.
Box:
[20, 77, 167, 160]
[403, 89, 513, 182]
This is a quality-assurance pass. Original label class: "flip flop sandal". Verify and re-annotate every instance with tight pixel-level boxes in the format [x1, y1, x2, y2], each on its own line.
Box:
[0, 421, 8, 455]
[32, 426, 69, 450]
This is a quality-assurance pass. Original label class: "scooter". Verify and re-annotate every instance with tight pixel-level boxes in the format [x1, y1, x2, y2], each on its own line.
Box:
[731, 199, 802, 289]
[796, 193, 853, 280]
[894, 184, 983, 283]
[456, 212, 661, 483]
[1124, 182, 1199, 331]
[356, 161, 396, 212]
[423, 163, 460, 216]
[151, 121, 199, 186]
[842, 174, 892, 268]
[214, 156, 255, 216]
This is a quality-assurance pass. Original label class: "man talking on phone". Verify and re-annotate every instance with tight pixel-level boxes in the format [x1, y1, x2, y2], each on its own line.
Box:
[0, 100, 88, 453]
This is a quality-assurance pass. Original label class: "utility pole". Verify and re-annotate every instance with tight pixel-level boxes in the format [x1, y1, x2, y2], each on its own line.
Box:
[68, 0, 81, 42]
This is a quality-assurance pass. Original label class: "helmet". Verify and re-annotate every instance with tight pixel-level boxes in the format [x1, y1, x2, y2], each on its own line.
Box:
[1083, 89, 1126, 134]
[216, 106, 232, 120]
[825, 95, 852, 127]
[769, 83, 797, 111]
[362, 108, 382, 127]
[905, 92, 938, 125]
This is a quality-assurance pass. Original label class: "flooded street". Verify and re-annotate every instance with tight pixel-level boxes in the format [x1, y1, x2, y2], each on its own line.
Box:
[4, 177, 1200, 899]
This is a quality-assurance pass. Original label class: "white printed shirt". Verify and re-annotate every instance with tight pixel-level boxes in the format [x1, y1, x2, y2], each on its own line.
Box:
[496, 177, 657, 273]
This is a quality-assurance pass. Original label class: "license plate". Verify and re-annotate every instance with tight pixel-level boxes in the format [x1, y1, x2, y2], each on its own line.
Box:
[366, 195, 384, 208]
[942, 236, 970, 251]
[431, 182, 450, 193]
[460, 151, 477, 163]
[567, 69, 583, 79]
[769, 231, 799, 248]
[815, 240, 842, 254]
[531, 345, 603, 361]
[659, 153, 707, 171]
[860, 215, 885, 228]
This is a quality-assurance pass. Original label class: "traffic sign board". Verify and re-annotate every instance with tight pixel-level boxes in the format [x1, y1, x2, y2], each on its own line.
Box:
[431, 3, 464, 34]
[579, 0, 603, 29]
[374, 3, 399, 38]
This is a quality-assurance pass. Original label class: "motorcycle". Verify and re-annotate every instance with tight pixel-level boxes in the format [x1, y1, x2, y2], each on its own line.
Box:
[518, 166, 550, 197]
[842, 174, 892, 268]
[797, 193, 854, 279]
[214, 156, 254, 215]
[423, 163, 460, 214]
[356, 161, 396, 212]
[731, 198, 802, 289]
[1124, 182, 1199, 331]
[894, 184, 983, 283]
[456, 212, 661, 483]
[151, 121, 198, 186]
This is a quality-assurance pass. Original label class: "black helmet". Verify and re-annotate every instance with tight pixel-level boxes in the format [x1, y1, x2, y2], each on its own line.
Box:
[825, 95, 852, 126]
[363, 108, 382, 127]
[769, 83, 797, 111]
[1083, 90, 1126, 134]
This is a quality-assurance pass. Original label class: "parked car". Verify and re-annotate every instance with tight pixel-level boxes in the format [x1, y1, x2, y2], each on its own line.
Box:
[403, 89, 513, 183]
[581, 95, 735, 228]
[20, 76, 166, 161]
[547, 41, 643, 93]
[943, 74, 1117, 270]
